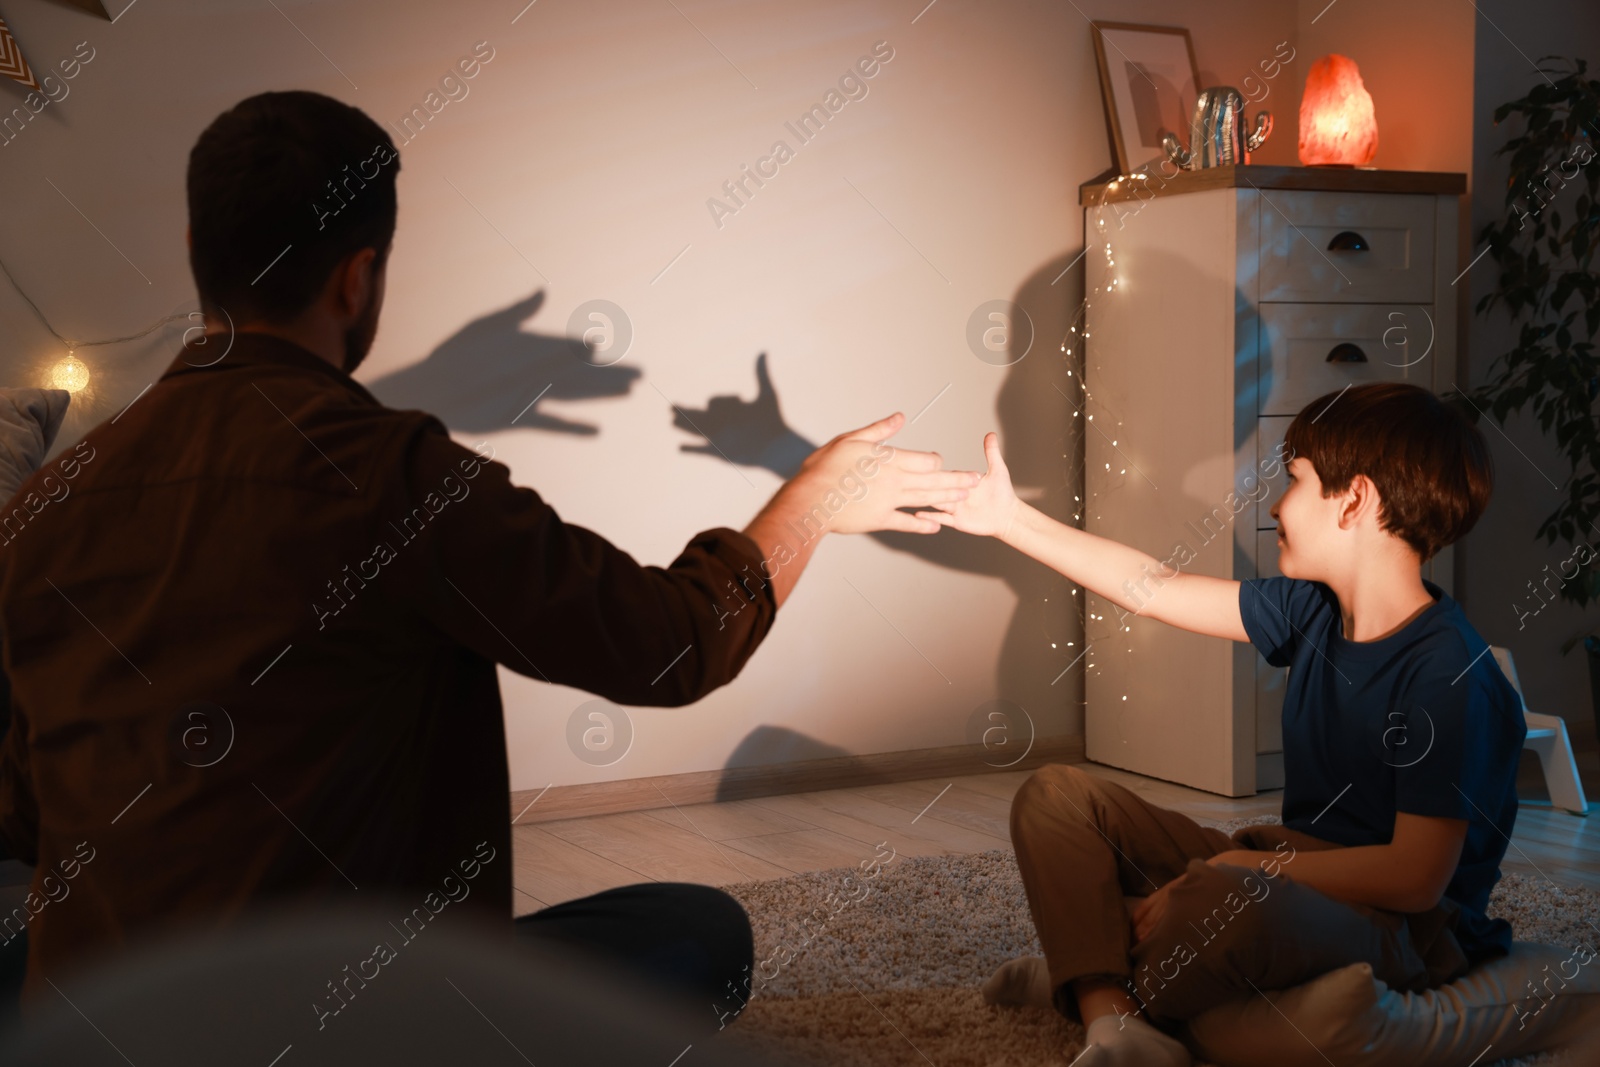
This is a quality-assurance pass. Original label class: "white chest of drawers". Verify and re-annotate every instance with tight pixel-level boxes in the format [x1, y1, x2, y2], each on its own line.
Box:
[1078, 165, 1466, 797]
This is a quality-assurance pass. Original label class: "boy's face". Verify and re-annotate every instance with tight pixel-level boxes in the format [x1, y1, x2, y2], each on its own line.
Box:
[1270, 456, 1339, 580]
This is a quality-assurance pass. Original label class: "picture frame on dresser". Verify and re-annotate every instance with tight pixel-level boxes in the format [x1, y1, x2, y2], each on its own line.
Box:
[1090, 21, 1202, 176]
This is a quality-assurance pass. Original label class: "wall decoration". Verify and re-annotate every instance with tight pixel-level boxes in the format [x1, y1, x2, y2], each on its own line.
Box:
[0, 14, 40, 91]
[1091, 21, 1201, 175]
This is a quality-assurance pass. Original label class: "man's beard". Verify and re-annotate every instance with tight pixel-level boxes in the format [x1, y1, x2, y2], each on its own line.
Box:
[340, 283, 382, 375]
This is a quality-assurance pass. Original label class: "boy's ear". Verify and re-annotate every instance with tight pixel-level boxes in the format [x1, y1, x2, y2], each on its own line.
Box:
[1337, 473, 1382, 531]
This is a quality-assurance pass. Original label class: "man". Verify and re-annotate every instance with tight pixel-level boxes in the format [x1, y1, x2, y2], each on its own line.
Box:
[0, 91, 977, 1024]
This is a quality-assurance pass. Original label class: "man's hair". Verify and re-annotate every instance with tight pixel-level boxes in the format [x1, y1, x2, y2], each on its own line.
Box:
[187, 91, 399, 324]
[1283, 382, 1493, 562]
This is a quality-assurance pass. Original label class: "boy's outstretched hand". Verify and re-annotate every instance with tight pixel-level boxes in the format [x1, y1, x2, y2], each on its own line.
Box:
[915, 431, 1021, 540]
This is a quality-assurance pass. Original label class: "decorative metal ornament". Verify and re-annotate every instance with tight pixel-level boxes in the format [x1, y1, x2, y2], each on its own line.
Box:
[1163, 86, 1273, 170]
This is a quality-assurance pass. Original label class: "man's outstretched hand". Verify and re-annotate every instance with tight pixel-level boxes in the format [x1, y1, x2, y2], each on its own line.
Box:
[742, 412, 980, 608]
[914, 431, 1021, 539]
[785, 411, 979, 535]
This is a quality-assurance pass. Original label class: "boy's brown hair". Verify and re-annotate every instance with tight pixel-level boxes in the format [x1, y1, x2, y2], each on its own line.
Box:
[1283, 383, 1493, 562]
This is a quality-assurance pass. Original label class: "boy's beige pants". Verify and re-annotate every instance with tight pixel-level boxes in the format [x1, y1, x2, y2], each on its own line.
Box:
[1009, 763, 1472, 1026]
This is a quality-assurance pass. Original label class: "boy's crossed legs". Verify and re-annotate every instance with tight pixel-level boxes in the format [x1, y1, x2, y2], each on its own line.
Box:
[993, 764, 1468, 1064]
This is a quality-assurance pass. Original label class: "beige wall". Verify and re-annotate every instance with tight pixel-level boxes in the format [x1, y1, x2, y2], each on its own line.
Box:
[8, 0, 1574, 795]
[0, 0, 1299, 792]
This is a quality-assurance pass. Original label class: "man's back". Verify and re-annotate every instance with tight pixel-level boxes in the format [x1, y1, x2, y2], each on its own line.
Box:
[0, 333, 777, 1001]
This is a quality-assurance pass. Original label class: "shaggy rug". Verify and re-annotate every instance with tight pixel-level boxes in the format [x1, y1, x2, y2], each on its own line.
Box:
[718, 815, 1595, 1067]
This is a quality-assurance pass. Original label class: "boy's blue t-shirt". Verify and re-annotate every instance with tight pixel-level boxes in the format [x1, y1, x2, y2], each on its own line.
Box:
[1239, 576, 1526, 963]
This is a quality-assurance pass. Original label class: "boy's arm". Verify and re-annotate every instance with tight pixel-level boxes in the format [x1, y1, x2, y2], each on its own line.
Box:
[1003, 500, 1250, 643]
[1211, 812, 1468, 913]
[918, 432, 1249, 643]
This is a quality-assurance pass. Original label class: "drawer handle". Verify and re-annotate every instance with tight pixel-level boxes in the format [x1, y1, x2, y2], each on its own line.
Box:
[1327, 343, 1368, 364]
[1327, 230, 1370, 252]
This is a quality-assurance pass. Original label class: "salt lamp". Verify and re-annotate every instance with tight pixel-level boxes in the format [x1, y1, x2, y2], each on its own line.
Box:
[1298, 54, 1378, 166]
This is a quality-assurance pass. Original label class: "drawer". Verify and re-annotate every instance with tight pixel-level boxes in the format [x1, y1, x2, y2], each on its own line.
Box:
[1256, 416, 1294, 529]
[1258, 303, 1434, 416]
[1259, 190, 1435, 303]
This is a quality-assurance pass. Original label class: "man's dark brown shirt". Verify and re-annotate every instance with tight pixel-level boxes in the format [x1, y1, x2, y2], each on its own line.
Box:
[0, 334, 777, 1002]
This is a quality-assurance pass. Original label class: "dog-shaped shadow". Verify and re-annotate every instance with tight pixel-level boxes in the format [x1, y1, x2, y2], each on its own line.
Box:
[367, 290, 641, 434]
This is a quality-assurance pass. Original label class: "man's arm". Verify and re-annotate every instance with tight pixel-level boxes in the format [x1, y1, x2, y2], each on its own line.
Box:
[0, 674, 38, 867]
[919, 431, 1250, 643]
[1209, 812, 1469, 913]
[394, 411, 977, 706]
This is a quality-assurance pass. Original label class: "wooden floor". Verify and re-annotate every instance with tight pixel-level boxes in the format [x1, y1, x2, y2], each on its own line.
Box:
[511, 753, 1600, 915]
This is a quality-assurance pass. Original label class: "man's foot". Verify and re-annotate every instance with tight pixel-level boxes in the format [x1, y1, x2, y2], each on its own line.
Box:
[981, 956, 1053, 1009]
[1077, 1012, 1191, 1067]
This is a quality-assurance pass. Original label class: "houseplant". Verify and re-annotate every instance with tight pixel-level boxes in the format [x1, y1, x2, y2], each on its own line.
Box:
[1461, 56, 1600, 731]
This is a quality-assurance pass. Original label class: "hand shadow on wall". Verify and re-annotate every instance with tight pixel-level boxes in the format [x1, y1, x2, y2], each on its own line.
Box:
[365, 290, 641, 434]
[682, 251, 1089, 747]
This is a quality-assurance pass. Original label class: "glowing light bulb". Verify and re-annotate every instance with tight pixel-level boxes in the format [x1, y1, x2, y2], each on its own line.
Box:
[51, 354, 90, 393]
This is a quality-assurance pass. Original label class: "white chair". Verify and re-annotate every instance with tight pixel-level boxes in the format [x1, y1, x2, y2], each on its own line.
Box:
[1489, 645, 1589, 816]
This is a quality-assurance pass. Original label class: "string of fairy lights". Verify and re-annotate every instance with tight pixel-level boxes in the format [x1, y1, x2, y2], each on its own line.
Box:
[0, 252, 191, 395]
[1058, 173, 1146, 731]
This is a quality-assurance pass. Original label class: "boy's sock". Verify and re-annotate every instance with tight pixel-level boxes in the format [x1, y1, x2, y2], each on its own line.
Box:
[1078, 1011, 1191, 1067]
[981, 956, 1054, 1008]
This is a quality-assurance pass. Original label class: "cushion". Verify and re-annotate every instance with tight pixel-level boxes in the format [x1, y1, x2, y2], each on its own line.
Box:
[0, 388, 71, 506]
[1182, 940, 1600, 1066]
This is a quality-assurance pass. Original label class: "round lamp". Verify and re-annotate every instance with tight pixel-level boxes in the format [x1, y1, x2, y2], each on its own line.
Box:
[1298, 54, 1378, 167]
[50, 354, 90, 393]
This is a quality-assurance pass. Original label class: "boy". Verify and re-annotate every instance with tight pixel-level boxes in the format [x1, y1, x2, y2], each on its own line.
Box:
[918, 383, 1524, 1067]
